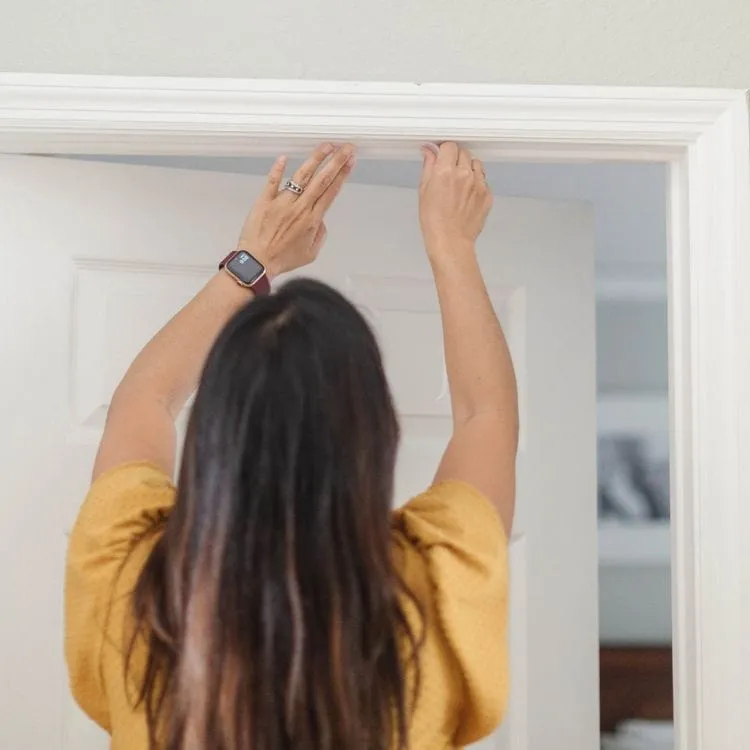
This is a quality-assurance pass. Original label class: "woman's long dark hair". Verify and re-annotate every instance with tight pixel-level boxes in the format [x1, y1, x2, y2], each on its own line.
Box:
[124, 279, 423, 750]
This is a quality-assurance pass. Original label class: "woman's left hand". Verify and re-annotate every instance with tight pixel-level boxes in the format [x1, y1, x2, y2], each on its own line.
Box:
[236, 143, 356, 278]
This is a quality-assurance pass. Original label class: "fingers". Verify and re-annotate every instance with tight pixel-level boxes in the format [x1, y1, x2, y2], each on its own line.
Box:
[303, 144, 355, 208]
[437, 142, 459, 166]
[429, 142, 477, 172]
[311, 156, 354, 217]
[262, 155, 288, 200]
[473, 157, 492, 203]
[285, 143, 336, 195]
[420, 144, 438, 188]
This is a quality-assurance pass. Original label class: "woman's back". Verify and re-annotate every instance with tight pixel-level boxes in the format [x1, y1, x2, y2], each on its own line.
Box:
[66, 466, 508, 749]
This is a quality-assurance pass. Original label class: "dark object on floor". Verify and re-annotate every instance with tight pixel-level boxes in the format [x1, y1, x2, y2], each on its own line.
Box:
[599, 646, 673, 733]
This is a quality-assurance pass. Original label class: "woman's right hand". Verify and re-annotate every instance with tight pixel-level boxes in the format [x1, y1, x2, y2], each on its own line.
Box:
[418, 142, 492, 262]
[237, 143, 356, 278]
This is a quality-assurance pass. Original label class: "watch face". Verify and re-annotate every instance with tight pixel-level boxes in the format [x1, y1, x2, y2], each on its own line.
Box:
[227, 251, 265, 286]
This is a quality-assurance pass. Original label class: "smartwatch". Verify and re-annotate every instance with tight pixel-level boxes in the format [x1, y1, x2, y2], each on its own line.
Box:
[219, 249, 271, 296]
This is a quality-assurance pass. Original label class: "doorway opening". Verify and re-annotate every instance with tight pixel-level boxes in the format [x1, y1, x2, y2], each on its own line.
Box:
[61, 152, 672, 749]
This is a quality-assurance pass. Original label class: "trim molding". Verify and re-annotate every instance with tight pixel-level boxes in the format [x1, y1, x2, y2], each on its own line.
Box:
[670, 94, 750, 750]
[0, 74, 744, 158]
[1, 74, 749, 750]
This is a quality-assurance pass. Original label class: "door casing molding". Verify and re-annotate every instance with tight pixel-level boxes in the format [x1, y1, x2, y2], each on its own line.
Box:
[2, 74, 749, 750]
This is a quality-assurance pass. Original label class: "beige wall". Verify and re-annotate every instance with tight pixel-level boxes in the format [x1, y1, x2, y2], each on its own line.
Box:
[3, 0, 749, 87]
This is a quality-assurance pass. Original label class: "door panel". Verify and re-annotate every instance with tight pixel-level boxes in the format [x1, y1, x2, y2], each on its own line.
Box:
[0, 155, 596, 749]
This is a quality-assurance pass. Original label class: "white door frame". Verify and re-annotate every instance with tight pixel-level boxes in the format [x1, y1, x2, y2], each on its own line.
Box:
[1, 75, 749, 750]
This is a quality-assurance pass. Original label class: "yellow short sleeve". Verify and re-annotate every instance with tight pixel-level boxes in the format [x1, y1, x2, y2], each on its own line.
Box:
[64, 462, 176, 730]
[395, 481, 510, 746]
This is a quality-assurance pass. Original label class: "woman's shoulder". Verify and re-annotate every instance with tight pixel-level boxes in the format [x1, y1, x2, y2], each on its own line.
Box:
[65, 462, 176, 734]
[70, 461, 176, 554]
[390, 480, 510, 746]
[392, 480, 506, 556]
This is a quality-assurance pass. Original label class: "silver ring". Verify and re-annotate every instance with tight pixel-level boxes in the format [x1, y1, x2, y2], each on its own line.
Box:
[283, 179, 304, 196]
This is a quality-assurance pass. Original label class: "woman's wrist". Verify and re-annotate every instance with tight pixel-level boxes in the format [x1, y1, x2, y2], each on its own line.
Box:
[237, 242, 282, 281]
[425, 237, 477, 273]
[212, 269, 258, 306]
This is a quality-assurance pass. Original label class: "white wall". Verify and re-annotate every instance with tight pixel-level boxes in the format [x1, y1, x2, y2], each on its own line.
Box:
[598, 566, 671, 643]
[3, 0, 750, 87]
[597, 300, 668, 393]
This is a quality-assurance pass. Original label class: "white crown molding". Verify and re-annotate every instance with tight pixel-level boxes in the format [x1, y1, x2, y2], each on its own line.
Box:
[0, 73, 744, 159]
[0, 73, 749, 750]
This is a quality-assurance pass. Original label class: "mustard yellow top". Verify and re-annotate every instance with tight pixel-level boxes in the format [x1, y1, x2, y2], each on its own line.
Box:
[65, 462, 509, 749]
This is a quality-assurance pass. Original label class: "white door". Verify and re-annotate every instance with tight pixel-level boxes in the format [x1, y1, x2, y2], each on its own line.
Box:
[0, 155, 597, 750]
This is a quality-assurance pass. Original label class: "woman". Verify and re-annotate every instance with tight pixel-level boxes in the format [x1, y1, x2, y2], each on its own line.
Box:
[66, 141, 518, 750]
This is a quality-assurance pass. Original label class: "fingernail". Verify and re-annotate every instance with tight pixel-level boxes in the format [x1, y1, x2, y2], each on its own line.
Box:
[347, 156, 357, 169]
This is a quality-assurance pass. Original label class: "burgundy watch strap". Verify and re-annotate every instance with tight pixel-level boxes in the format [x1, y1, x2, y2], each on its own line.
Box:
[219, 250, 271, 296]
[251, 272, 271, 296]
[218, 250, 236, 270]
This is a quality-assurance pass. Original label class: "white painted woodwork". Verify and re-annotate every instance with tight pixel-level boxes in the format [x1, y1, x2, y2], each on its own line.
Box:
[1, 73, 749, 750]
[1, 152, 593, 749]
